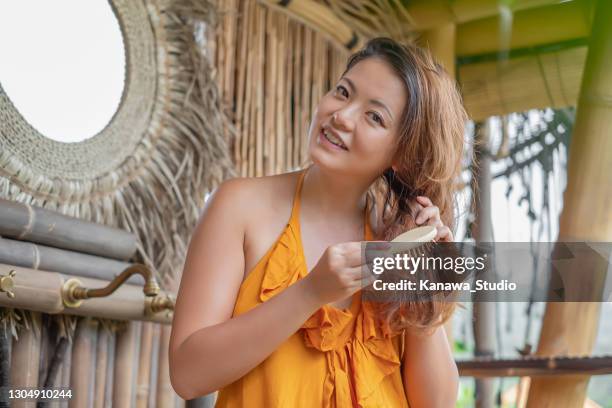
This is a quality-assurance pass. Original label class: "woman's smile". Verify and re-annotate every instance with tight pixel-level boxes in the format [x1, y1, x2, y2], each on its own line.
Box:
[318, 126, 348, 151]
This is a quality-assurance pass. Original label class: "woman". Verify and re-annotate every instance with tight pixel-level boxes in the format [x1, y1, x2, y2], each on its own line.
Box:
[169, 37, 467, 407]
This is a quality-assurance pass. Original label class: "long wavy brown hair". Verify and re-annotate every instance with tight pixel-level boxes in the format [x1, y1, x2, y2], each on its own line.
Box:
[346, 38, 468, 333]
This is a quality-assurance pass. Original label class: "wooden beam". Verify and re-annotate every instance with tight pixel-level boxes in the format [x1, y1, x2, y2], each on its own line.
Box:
[256, 0, 363, 52]
[459, 46, 587, 121]
[527, 0, 612, 405]
[456, 0, 592, 58]
[458, 355, 612, 378]
[418, 22, 456, 76]
[400, 0, 566, 29]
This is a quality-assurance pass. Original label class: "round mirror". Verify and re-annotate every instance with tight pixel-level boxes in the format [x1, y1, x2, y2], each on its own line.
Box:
[0, 0, 125, 143]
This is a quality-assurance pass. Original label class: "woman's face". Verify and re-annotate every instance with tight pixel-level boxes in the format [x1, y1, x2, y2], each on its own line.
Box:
[307, 57, 407, 181]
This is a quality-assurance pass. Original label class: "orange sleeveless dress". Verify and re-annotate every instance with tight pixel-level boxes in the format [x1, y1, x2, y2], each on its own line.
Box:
[215, 170, 409, 408]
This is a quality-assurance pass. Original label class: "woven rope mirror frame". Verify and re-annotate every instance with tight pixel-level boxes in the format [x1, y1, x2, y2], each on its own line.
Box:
[0, 0, 235, 289]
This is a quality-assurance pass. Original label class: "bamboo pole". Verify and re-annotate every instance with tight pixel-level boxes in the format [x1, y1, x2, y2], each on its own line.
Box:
[0, 320, 9, 408]
[104, 329, 115, 408]
[292, 24, 302, 169]
[300, 29, 313, 164]
[0, 237, 142, 285]
[284, 17, 293, 171]
[275, 14, 288, 173]
[235, 0, 249, 174]
[60, 337, 72, 408]
[113, 321, 140, 407]
[69, 318, 98, 408]
[147, 324, 161, 408]
[247, 1, 257, 177]
[37, 314, 51, 389]
[255, 5, 266, 177]
[264, 10, 278, 176]
[136, 322, 154, 408]
[458, 355, 612, 378]
[93, 325, 110, 408]
[0, 199, 137, 261]
[155, 325, 174, 407]
[220, 0, 237, 113]
[470, 120, 497, 408]
[527, 0, 612, 403]
[256, 0, 362, 52]
[416, 21, 458, 351]
[10, 312, 41, 408]
[0, 265, 173, 324]
[41, 327, 68, 408]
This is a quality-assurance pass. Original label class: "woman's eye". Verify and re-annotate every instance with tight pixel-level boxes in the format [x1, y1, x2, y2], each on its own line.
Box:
[335, 85, 349, 98]
[369, 112, 384, 126]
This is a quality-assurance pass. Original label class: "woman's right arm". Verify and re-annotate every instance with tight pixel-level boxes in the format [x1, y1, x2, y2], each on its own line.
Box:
[169, 179, 368, 400]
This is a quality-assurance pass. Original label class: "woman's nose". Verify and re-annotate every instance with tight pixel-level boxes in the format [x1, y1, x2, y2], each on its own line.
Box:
[331, 110, 355, 132]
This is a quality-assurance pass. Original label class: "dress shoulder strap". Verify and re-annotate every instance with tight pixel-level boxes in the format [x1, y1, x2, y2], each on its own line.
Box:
[287, 168, 307, 227]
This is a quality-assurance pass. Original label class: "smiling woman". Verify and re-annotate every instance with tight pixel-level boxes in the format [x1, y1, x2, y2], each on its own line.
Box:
[170, 37, 467, 407]
[0, 0, 125, 142]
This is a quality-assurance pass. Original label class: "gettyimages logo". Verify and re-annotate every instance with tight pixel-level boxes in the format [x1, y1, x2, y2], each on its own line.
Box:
[361, 241, 612, 303]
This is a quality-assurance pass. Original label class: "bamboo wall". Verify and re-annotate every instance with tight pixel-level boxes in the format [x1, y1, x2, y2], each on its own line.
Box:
[210, 0, 349, 177]
[0, 312, 181, 408]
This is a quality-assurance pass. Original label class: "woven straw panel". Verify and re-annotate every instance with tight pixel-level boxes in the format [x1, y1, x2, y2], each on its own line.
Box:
[459, 46, 587, 121]
[0, 0, 235, 288]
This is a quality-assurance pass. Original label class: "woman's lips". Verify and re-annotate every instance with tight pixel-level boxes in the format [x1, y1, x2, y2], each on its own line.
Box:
[319, 129, 348, 151]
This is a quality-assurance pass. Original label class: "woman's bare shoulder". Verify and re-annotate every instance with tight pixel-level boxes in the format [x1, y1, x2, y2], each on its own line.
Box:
[208, 171, 302, 227]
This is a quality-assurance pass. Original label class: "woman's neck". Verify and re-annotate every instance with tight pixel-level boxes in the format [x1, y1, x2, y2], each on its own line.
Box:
[300, 165, 370, 220]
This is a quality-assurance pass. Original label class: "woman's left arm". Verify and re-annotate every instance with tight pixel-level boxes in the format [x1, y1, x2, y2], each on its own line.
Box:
[402, 196, 459, 407]
[402, 326, 458, 408]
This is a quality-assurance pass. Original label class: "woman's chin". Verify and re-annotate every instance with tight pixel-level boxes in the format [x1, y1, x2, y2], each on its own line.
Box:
[308, 149, 350, 173]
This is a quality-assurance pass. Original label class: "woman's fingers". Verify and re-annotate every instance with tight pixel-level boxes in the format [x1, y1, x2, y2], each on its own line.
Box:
[413, 196, 452, 241]
[415, 205, 440, 226]
[416, 195, 433, 207]
[435, 226, 453, 242]
[347, 265, 376, 287]
[336, 243, 366, 268]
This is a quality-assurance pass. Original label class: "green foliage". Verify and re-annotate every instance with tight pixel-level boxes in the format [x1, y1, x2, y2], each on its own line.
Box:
[456, 380, 475, 408]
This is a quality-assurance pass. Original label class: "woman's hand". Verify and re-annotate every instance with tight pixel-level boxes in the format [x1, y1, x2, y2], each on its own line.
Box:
[302, 242, 384, 306]
[413, 196, 453, 242]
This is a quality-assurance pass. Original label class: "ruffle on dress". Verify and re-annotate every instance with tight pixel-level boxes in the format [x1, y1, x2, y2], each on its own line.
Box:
[257, 224, 402, 407]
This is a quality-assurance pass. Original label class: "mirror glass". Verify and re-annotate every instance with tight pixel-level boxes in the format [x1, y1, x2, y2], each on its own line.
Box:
[0, 0, 125, 143]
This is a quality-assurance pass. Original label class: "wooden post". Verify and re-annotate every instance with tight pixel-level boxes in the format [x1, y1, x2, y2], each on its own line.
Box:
[527, 0, 612, 406]
[470, 120, 497, 408]
[417, 21, 457, 349]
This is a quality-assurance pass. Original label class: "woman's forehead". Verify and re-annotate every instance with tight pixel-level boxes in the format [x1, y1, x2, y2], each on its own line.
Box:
[342, 58, 406, 116]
